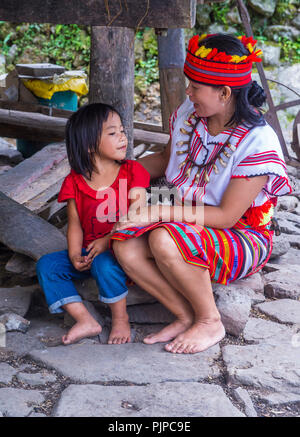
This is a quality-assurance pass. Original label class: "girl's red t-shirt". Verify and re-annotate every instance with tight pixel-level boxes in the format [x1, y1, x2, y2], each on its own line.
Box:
[58, 160, 150, 248]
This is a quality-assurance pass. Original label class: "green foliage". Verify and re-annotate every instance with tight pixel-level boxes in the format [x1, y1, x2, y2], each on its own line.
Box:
[0, 22, 91, 72]
[135, 28, 158, 85]
[278, 36, 300, 63]
[210, 1, 231, 25]
[272, 0, 298, 25]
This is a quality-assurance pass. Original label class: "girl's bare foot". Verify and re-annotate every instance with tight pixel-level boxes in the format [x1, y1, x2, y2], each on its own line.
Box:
[62, 319, 102, 345]
[143, 318, 193, 345]
[108, 317, 131, 345]
[164, 319, 225, 354]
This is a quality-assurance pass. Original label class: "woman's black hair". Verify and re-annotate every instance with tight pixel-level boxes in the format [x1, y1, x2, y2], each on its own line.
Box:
[202, 33, 266, 128]
[65, 102, 122, 179]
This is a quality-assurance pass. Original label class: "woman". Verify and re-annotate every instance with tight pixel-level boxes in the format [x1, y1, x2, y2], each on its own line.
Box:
[111, 34, 292, 354]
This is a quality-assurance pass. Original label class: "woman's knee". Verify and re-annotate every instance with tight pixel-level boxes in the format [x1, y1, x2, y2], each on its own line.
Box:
[112, 238, 150, 272]
[148, 229, 179, 265]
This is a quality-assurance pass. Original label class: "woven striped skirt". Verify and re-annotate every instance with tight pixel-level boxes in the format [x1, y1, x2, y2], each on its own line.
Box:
[111, 219, 273, 285]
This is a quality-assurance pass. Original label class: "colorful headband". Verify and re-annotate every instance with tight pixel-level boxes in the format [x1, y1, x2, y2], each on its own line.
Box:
[184, 34, 263, 88]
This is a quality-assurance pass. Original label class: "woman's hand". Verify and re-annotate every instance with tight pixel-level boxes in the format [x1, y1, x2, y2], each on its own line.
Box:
[113, 206, 160, 232]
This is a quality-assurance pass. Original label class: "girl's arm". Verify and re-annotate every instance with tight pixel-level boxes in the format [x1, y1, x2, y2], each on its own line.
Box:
[137, 139, 171, 180]
[67, 199, 91, 271]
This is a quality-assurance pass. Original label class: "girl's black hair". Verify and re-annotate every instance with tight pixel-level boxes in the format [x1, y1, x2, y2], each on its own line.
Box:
[202, 34, 266, 128]
[65, 102, 122, 179]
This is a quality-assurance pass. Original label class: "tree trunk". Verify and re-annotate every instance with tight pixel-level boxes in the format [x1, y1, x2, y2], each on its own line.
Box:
[157, 29, 186, 132]
[89, 26, 135, 158]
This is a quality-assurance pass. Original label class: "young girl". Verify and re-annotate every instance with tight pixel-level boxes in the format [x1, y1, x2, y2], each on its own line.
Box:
[36, 103, 150, 346]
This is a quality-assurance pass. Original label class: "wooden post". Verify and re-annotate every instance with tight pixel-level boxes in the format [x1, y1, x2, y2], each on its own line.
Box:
[89, 26, 135, 158]
[157, 29, 186, 133]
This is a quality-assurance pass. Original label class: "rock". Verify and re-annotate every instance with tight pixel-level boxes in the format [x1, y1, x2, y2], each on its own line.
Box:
[223, 342, 300, 394]
[16, 371, 57, 386]
[243, 317, 295, 345]
[232, 387, 257, 417]
[278, 64, 300, 117]
[0, 192, 67, 261]
[265, 25, 300, 41]
[276, 218, 300, 235]
[259, 42, 281, 66]
[5, 253, 37, 277]
[292, 13, 300, 30]
[276, 196, 299, 212]
[256, 391, 300, 406]
[248, 0, 277, 17]
[255, 299, 300, 324]
[0, 363, 18, 384]
[127, 284, 157, 306]
[0, 285, 36, 317]
[207, 24, 236, 35]
[29, 342, 221, 384]
[263, 265, 300, 300]
[270, 247, 300, 266]
[0, 313, 30, 333]
[226, 6, 242, 24]
[0, 165, 12, 175]
[269, 233, 290, 260]
[214, 286, 252, 336]
[134, 37, 145, 62]
[196, 4, 212, 26]
[0, 388, 44, 417]
[54, 382, 244, 417]
[284, 234, 300, 249]
[231, 272, 265, 295]
[73, 278, 98, 302]
[276, 210, 300, 225]
[127, 303, 174, 324]
[0, 147, 23, 165]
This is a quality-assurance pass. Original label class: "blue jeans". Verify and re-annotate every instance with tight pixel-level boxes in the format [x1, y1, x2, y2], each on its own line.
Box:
[36, 249, 128, 314]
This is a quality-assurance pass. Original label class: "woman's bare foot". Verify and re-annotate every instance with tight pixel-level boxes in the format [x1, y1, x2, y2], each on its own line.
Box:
[62, 319, 102, 345]
[108, 317, 131, 345]
[164, 318, 225, 354]
[143, 318, 193, 345]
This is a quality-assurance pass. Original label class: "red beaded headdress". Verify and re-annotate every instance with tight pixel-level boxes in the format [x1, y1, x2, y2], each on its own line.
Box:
[184, 34, 263, 88]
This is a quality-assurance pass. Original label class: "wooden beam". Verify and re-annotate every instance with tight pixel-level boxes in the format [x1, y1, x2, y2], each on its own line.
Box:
[0, 108, 169, 146]
[0, 0, 196, 28]
[0, 191, 67, 261]
[0, 100, 73, 119]
[157, 29, 186, 132]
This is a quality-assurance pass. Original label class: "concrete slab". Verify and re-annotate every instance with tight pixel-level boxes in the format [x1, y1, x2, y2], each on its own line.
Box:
[53, 382, 244, 417]
[29, 342, 221, 384]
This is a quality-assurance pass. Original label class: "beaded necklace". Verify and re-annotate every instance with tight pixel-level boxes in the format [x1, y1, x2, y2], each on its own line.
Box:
[176, 114, 237, 184]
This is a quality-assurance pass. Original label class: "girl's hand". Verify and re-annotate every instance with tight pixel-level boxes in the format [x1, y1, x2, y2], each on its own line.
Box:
[70, 254, 92, 272]
[85, 237, 109, 262]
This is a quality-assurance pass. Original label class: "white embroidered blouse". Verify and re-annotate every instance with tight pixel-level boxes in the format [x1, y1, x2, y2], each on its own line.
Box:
[165, 98, 292, 208]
